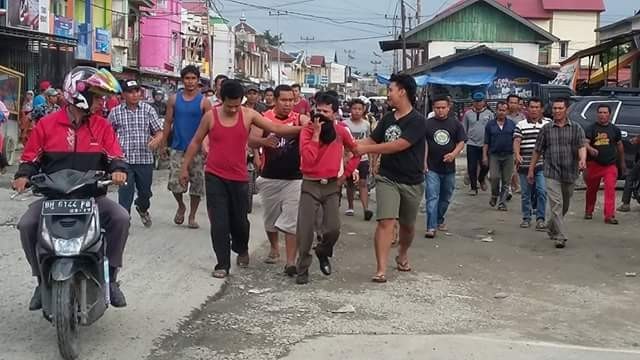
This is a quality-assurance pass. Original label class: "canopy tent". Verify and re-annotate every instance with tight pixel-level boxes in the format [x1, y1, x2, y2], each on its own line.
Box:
[376, 65, 497, 87]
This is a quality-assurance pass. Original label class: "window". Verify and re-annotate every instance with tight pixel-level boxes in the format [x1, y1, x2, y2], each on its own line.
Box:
[560, 41, 569, 59]
[618, 104, 640, 127]
[52, 0, 68, 17]
[579, 101, 622, 123]
[495, 48, 513, 56]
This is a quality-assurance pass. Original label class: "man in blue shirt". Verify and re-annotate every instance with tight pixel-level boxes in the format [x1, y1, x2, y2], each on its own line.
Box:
[483, 101, 517, 211]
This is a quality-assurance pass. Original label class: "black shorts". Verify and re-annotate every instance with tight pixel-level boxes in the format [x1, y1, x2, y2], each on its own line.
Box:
[348, 161, 369, 187]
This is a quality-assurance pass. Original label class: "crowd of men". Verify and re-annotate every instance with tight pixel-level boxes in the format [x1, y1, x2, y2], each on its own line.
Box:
[10, 64, 640, 311]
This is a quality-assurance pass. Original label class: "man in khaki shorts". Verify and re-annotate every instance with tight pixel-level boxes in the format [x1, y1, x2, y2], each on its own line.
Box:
[355, 74, 428, 283]
[249, 85, 310, 275]
[162, 65, 211, 228]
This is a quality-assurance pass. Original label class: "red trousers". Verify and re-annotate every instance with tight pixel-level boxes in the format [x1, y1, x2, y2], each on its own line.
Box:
[585, 162, 618, 220]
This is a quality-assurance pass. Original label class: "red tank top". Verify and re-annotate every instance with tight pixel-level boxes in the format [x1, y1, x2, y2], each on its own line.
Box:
[205, 106, 248, 182]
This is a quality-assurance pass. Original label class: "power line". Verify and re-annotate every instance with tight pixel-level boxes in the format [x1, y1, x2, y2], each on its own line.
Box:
[286, 35, 385, 44]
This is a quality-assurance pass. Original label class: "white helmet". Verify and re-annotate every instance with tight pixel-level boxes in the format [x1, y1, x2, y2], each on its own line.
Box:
[63, 66, 122, 111]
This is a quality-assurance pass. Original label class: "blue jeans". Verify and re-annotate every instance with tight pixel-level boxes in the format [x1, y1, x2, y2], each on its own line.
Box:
[118, 164, 154, 213]
[425, 171, 456, 230]
[519, 170, 546, 222]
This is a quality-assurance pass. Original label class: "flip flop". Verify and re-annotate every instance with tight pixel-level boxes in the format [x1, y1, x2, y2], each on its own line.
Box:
[212, 269, 228, 279]
[173, 208, 185, 225]
[371, 274, 387, 283]
[264, 253, 280, 264]
[395, 256, 412, 272]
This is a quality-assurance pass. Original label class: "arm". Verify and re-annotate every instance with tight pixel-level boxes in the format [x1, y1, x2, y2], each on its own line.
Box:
[577, 126, 587, 170]
[513, 124, 523, 167]
[248, 125, 266, 149]
[359, 138, 412, 155]
[300, 126, 321, 167]
[444, 121, 466, 162]
[162, 95, 176, 145]
[179, 111, 212, 184]
[99, 117, 129, 176]
[342, 127, 361, 177]
[617, 141, 625, 170]
[148, 106, 164, 149]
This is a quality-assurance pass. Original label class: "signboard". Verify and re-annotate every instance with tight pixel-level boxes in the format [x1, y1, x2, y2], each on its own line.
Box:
[550, 60, 578, 88]
[305, 74, 318, 86]
[95, 28, 111, 54]
[38, 0, 49, 33]
[7, 0, 40, 31]
[54, 16, 74, 38]
[75, 23, 92, 60]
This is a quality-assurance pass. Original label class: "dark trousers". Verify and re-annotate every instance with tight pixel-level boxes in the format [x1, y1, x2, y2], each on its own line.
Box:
[296, 179, 341, 274]
[205, 173, 250, 272]
[622, 161, 640, 204]
[467, 145, 489, 190]
[18, 196, 130, 276]
[118, 163, 154, 213]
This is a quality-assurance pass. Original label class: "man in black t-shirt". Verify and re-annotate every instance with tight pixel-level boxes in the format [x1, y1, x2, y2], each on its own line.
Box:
[356, 74, 427, 284]
[584, 104, 624, 224]
[424, 96, 466, 238]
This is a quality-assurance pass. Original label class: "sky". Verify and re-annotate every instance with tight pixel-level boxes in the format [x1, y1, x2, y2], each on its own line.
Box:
[216, 0, 638, 73]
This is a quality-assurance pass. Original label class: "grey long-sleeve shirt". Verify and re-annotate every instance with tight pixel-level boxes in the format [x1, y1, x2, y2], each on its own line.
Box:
[462, 107, 494, 147]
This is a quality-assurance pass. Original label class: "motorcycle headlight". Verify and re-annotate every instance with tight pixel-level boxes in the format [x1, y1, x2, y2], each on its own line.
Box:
[52, 236, 84, 256]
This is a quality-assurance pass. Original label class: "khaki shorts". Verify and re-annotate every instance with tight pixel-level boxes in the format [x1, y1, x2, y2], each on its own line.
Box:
[375, 175, 424, 225]
[167, 150, 205, 197]
[257, 177, 302, 234]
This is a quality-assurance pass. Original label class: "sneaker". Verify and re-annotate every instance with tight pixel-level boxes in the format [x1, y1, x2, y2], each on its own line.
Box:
[424, 229, 436, 238]
[520, 220, 531, 228]
[109, 282, 127, 307]
[136, 206, 152, 228]
[555, 239, 567, 249]
[497, 204, 508, 211]
[29, 285, 42, 311]
[345, 209, 355, 216]
[617, 204, 631, 212]
[468, 189, 478, 196]
[584, 213, 593, 220]
[605, 218, 619, 225]
[364, 210, 374, 221]
[535, 220, 547, 231]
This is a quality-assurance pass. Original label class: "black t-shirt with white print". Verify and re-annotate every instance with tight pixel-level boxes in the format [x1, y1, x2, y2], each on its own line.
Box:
[370, 109, 427, 185]
[425, 115, 467, 174]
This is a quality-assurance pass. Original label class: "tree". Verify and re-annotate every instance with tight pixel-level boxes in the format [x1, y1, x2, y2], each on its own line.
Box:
[263, 30, 282, 47]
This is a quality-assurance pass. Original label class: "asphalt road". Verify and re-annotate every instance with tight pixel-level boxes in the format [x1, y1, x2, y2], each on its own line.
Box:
[0, 170, 264, 360]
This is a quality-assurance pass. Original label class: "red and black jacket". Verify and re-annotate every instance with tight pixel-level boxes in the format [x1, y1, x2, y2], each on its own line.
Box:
[15, 108, 128, 183]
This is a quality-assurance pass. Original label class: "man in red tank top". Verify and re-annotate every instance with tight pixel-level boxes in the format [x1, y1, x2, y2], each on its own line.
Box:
[179, 80, 303, 278]
[295, 93, 360, 285]
[248, 85, 310, 275]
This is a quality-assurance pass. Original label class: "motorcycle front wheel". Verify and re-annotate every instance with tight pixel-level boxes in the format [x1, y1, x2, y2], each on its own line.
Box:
[52, 278, 80, 360]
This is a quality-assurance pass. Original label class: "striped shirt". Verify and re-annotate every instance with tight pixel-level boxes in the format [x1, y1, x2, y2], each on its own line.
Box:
[514, 117, 550, 173]
[534, 119, 586, 183]
[109, 102, 162, 164]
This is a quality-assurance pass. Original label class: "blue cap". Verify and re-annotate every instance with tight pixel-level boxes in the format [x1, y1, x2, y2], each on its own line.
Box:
[472, 92, 485, 101]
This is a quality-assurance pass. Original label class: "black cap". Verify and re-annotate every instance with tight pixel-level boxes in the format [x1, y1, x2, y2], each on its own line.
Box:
[122, 79, 141, 92]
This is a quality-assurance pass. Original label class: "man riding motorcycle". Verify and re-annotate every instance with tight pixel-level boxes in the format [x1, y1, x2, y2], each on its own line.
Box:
[13, 66, 131, 310]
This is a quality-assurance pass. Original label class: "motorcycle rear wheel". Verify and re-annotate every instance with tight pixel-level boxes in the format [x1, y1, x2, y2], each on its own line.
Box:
[52, 278, 80, 360]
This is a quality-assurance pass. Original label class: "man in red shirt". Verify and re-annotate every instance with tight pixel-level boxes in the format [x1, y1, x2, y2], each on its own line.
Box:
[249, 85, 310, 275]
[179, 80, 302, 278]
[291, 83, 311, 116]
[296, 93, 360, 285]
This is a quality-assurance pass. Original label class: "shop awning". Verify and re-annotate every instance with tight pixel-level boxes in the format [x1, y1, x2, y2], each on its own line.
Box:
[417, 66, 497, 86]
[376, 66, 497, 87]
[0, 26, 76, 46]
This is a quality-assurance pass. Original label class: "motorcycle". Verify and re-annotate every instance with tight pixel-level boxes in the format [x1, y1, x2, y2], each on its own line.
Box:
[30, 169, 116, 360]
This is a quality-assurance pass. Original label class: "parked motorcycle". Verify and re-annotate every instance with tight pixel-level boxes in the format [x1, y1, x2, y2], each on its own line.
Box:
[30, 169, 117, 360]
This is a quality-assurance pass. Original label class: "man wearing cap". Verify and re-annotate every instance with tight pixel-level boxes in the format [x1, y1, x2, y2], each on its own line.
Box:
[31, 88, 61, 122]
[245, 85, 268, 114]
[109, 79, 164, 227]
[462, 91, 493, 195]
[32, 80, 51, 110]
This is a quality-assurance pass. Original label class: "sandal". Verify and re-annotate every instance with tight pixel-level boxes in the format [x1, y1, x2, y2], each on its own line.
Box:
[395, 256, 412, 272]
[371, 274, 387, 283]
[187, 220, 200, 229]
[212, 269, 228, 279]
[264, 253, 280, 264]
[237, 253, 250, 268]
[173, 207, 186, 225]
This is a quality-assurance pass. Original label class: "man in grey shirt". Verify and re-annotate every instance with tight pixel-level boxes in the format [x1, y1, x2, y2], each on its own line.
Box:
[463, 92, 494, 195]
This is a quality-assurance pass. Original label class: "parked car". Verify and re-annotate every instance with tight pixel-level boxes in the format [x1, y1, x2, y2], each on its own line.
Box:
[568, 91, 640, 172]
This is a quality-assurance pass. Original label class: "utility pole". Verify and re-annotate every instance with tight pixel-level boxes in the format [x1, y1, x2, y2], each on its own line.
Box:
[269, 10, 288, 85]
[401, 0, 407, 71]
[300, 35, 314, 56]
[385, 13, 399, 73]
[416, 0, 421, 24]
[206, 0, 214, 82]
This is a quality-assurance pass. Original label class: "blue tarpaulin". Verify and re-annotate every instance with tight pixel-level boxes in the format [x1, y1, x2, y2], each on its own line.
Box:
[376, 66, 497, 87]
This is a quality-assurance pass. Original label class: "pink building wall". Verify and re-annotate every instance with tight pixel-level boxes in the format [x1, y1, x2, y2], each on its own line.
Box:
[139, 0, 182, 70]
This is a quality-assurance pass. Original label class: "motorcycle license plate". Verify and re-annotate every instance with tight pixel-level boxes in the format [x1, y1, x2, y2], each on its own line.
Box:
[41, 199, 94, 215]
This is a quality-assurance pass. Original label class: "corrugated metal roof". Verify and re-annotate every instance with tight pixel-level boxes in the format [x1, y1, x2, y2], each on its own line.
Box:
[541, 0, 605, 12]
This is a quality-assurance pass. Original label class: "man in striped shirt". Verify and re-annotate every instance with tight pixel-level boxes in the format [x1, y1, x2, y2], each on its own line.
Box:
[514, 98, 549, 230]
